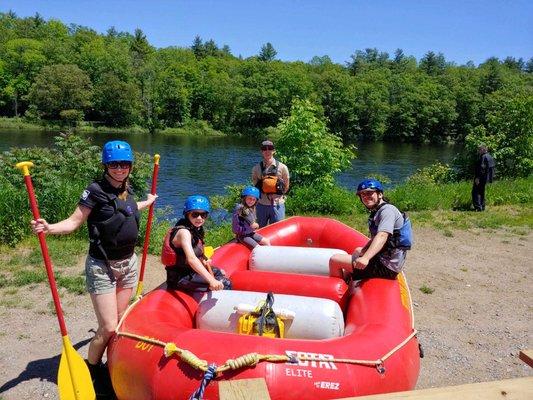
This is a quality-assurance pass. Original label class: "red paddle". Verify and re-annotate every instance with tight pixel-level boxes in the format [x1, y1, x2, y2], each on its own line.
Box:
[16, 161, 95, 400]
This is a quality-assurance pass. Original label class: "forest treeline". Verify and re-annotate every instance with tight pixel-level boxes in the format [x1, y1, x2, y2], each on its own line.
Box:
[0, 11, 532, 144]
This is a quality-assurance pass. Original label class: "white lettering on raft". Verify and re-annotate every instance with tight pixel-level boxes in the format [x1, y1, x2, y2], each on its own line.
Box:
[314, 381, 340, 390]
[285, 368, 313, 378]
[285, 350, 338, 370]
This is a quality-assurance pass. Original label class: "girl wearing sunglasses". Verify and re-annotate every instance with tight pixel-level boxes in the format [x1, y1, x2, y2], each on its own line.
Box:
[30, 140, 157, 397]
[165, 195, 231, 291]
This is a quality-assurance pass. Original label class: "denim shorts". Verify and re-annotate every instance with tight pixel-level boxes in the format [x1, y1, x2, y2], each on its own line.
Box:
[85, 253, 138, 294]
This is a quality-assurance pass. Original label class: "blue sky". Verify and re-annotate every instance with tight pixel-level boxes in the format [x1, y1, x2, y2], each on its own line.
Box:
[2, 0, 532, 65]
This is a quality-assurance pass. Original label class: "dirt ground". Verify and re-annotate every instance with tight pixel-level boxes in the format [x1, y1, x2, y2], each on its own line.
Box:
[0, 226, 531, 399]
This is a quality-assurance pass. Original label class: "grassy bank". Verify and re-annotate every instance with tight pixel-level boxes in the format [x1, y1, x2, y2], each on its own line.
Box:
[0, 117, 226, 136]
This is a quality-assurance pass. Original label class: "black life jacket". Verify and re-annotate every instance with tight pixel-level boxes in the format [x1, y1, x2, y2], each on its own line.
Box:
[88, 182, 140, 260]
[368, 202, 413, 251]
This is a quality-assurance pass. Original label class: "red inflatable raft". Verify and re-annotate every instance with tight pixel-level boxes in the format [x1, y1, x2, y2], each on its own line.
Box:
[108, 216, 420, 399]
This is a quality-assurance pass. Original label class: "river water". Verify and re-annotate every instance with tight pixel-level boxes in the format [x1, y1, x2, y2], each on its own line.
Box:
[0, 130, 459, 215]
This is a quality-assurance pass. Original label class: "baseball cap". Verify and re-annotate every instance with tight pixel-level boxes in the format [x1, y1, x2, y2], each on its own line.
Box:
[261, 140, 275, 149]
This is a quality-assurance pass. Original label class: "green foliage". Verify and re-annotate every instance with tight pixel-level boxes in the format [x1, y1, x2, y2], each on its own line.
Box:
[12, 268, 47, 286]
[59, 109, 84, 124]
[160, 120, 224, 136]
[419, 285, 435, 294]
[210, 184, 245, 213]
[55, 274, 86, 294]
[27, 64, 93, 120]
[407, 162, 458, 184]
[276, 98, 356, 187]
[93, 72, 140, 126]
[0, 133, 152, 246]
[258, 42, 277, 62]
[204, 222, 234, 247]
[460, 91, 533, 179]
[0, 174, 26, 246]
[286, 182, 357, 215]
[388, 176, 532, 212]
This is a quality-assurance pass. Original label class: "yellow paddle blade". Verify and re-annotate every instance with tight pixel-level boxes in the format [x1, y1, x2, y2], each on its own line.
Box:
[204, 246, 214, 259]
[58, 336, 95, 400]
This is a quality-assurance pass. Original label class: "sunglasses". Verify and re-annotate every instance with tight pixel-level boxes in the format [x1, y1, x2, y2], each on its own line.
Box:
[190, 211, 208, 219]
[107, 161, 132, 169]
[261, 146, 275, 151]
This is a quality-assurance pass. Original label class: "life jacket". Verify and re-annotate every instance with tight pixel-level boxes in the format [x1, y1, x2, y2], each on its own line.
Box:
[88, 181, 140, 261]
[257, 161, 285, 195]
[161, 220, 205, 270]
[369, 203, 413, 251]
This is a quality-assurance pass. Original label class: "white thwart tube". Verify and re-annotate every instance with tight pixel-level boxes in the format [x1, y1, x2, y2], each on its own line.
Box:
[196, 290, 344, 339]
[249, 245, 347, 276]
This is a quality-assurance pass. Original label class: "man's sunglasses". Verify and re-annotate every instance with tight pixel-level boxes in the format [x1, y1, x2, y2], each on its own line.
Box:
[261, 145, 275, 151]
[107, 161, 132, 169]
[190, 211, 208, 219]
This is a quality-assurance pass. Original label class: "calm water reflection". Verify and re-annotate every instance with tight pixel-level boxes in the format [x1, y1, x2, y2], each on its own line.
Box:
[1, 130, 459, 214]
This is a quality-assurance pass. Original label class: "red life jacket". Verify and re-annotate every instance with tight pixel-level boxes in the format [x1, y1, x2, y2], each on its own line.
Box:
[161, 228, 177, 267]
[161, 222, 205, 268]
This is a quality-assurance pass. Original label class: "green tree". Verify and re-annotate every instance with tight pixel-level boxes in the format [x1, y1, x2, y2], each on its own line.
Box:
[314, 68, 360, 140]
[3, 38, 46, 116]
[462, 91, 533, 178]
[276, 98, 355, 187]
[27, 64, 93, 120]
[258, 42, 277, 62]
[93, 72, 140, 126]
[234, 60, 313, 133]
[387, 71, 457, 142]
[191, 35, 206, 59]
[419, 51, 447, 76]
[130, 28, 154, 128]
[479, 57, 503, 96]
[347, 48, 390, 74]
[392, 48, 417, 71]
[525, 57, 533, 73]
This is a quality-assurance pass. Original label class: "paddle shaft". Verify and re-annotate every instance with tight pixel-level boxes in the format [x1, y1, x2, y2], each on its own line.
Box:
[137, 154, 160, 294]
[22, 173, 68, 336]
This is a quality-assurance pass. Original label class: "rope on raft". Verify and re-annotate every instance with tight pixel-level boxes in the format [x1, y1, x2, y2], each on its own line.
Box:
[115, 329, 418, 375]
[189, 364, 217, 400]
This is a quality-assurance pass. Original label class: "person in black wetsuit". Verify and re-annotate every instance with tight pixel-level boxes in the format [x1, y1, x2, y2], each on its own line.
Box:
[472, 145, 495, 211]
[30, 140, 157, 397]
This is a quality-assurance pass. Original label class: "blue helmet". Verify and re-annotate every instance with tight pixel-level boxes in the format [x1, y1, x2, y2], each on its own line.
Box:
[241, 186, 260, 199]
[183, 195, 211, 215]
[357, 179, 384, 194]
[102, 141, 134, 164]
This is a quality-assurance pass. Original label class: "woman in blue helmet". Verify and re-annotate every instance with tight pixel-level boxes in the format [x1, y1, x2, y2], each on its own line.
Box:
[31, 140, 157, 396]
[232, 186, 271, 249]
[329, 179, 412, 281]
[166, 195, 231, 291]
